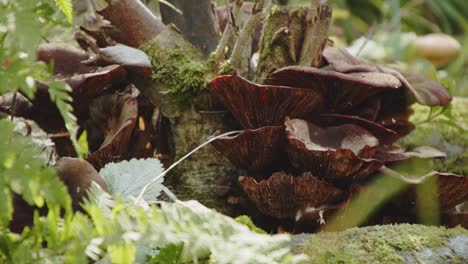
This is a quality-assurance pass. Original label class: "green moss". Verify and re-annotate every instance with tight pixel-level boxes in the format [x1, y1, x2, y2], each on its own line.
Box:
[296, 224, 468, 264]
[145, 47, 208, 104]
[235, 215, 267, 234]
[289, 6, 308, 17]
[140, 27, 211, 106]
[218, 59, 235, 75]
[398, 97, 468, 175]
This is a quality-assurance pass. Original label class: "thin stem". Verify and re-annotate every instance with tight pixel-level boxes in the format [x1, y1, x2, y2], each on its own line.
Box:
[230, 0, 269, 76]
[135, 130, 243, 204]
[215, 0, 243, 63]
[378, 165, 438, 184]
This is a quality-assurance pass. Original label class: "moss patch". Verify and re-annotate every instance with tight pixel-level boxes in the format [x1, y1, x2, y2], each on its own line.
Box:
[398, 97, 468, 175]
[140, 27, 211, 106]
[294, 224, 468, 264]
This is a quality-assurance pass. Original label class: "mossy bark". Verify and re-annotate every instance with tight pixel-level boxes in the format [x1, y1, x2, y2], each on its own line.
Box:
[159, 0, 219, 57]
[255, 6, 309, 83]
[138, 26, 238, 214]
[291, 224, 468, 264]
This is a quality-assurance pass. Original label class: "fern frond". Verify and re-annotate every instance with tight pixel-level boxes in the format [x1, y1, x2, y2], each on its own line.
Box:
[54, 0, 73, 23]
[0, 119, 71, 228]
[47, 80, 80, 156]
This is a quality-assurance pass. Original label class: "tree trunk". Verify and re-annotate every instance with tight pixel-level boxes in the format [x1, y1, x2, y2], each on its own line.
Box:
[255, 3, 331, 83]
[98, 1, 238, 214]
[160, 0, 219, 57]
[255, 6, 309, 83]
[98, 0, 331, 214]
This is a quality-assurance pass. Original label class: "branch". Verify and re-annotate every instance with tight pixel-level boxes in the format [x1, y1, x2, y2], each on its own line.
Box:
[98, 0, 166, 48]
[298, 0, 332, 66]
[214, 0, 244, 63]
[160, 0, 219, 57]
[230, 0, 270, 76]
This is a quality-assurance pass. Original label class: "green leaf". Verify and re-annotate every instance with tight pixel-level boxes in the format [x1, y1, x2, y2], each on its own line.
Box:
[0, 119, 71, 230]
[53, 0, 73, 23]
[99, 158, 165, 203]
[149, 243, 184, 264]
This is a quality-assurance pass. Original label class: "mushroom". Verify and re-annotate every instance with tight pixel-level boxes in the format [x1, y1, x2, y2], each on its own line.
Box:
[268, 66, 401, 114]
[412, 33, 461, 66]
[37, 43, 94, 76]
[211, 126, 286, 178]
[55, 157, 109, 210]
[239, 172, 344, 219]
[321, 46, 452, 107]
[285, 119, 383, 182]
[86, 92, 138, 170]
[210, 75, 323, 129]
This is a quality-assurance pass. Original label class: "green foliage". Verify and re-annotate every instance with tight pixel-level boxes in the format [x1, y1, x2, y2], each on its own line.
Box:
[53, 0, 73, 23]
[0, 119, 71, 228]
[148, 243, 184, 264]
[235, 215, 267, 234]
[297, 224, 468, 264]
[0, 152, 305, 263]
[0, 0, 74, 95]
[48, 80, 81, 155]
[398, 98, 468, 175]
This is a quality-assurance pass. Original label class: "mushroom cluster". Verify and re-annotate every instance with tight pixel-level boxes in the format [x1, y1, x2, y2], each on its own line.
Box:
[210, 46, 468, 232]
[0, 43, 171, 170]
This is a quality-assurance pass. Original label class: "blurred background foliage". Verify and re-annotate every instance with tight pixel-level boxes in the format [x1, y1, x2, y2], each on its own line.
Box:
[217, 0, 467, 96]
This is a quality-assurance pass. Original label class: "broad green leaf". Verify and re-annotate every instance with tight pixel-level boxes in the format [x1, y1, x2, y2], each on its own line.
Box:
[99, 158, 165, 203]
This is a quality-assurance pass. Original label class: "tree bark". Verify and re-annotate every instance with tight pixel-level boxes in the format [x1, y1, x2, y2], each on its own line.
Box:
[99, 0, 238, 214]
[254, 2, 331, 83]
[160, 0, 219, 57]
[99, 0, 165, 47]
[255, 6, 309, 83]
[97, 1, 332, 215]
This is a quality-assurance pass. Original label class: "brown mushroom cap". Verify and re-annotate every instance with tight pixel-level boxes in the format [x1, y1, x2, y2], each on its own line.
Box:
[211, 126, 286, 176]
[315, 114, 400, 145]
[86, 93, 138, 169]
[210, 75, 323, 129]
[375, 145, 447, 163]
[322, 46, 452, 107]
[239, 172, 344, 219]
[0, 83, 77, 157]
[55, 157, 109, 210]
[67, 65, 128, 124]
[36, 43, 93, 76]
[412, 33, 461, 66]
[86, 44, 153, 77]
[267, 66, 400, 113]
[285, 119, 383, 181]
